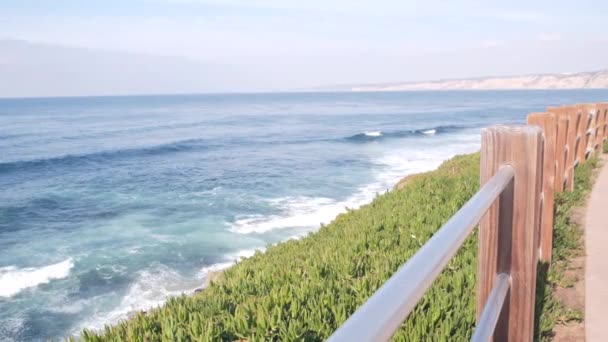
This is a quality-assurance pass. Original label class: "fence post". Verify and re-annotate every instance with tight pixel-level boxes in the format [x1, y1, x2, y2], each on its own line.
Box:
[590, 104, 600, 152]
[600, 103, 608, 144]
[583, 104, 594, 159]
[549, 108, 568, 192]
[597, 103, 608, 146]
[478, 125, 543, 342]
[563, 107, 579, 191]
[574, 105, 589, 164]
[527, 113, 556, 262]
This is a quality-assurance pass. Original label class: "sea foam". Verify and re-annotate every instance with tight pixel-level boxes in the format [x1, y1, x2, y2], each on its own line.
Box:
[0, 259, 74, 298]
[364, 131, 383, 137]
[230, 131, 481, 236]
[73, 249, 262, 336]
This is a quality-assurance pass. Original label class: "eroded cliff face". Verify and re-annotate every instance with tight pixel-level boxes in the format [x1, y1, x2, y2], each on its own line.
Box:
[353, 70, 608, 91]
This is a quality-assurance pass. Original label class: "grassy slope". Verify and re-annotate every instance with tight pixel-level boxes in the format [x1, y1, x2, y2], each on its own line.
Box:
[80, 150, 601, 341]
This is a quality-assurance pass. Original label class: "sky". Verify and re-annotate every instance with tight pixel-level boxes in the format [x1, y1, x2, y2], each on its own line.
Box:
[1, 0, 608, 96]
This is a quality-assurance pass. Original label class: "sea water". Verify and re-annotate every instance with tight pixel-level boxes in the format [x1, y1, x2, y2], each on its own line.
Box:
[1, 90, 607, 341]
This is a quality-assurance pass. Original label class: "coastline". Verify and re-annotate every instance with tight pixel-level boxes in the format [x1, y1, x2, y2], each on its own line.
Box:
[188, 161, 451, 295]
[82, 150, 604, 341]
[83, 152, 482, 340]
[107, 153, 466, 332]
[62, 128, 480, 338]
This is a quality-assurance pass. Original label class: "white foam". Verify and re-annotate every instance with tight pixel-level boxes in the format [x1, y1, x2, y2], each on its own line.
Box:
[230, 196, 342, 234]
[76, 265, 195, 333]
[364, 131, 383, 137]
[197, 248, 264, 278]
[422, 129, 437, 135]
[228, 154, 446, 235]
[232, 248, 260, 259]
[51, 299, 87, 314]
[74, 248, 263, 335]
[230, 131, 480, 236]
[198, 262, 234, 277]
[0, 258, 74, 298]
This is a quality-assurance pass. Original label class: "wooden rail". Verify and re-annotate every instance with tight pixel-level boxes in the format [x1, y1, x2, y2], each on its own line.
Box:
[330, 102, 608, 341]
[480, 102, 608, 341]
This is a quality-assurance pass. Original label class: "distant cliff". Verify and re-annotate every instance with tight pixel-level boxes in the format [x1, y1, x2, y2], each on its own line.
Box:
[352, 70, 608, 91]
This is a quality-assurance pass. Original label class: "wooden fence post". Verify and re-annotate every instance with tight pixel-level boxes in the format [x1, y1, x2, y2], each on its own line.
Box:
[571, 105, 585, 166]
[579, 104, 594, 161]
[600, 103, 608, 143]
[597, 103, 608, 145]
[605, 103, 608, 142]
[563, 107, 579, 191]
[527, 113, 556, 262]
[590, 104, 600, 152]
[548, 107, 569, 192]
[598, 103, 605, 144]
[478, 125, 543, 342]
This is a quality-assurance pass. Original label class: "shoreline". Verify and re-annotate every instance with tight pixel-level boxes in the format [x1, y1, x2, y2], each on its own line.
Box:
[83, 149, 604, 340]
[84, 152, 483, 340]
[104, 152, 473, 335]
[192, 157, 455, 290]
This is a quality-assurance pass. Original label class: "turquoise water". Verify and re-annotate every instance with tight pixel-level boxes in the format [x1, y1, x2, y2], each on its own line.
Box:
[1, 90, 607, 341]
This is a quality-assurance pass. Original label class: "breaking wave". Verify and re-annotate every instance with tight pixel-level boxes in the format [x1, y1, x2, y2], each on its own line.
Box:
[345, 124, 472, 142]
[0, 259, 74, 298]
[230, 131, 480, 235]
[73, 248, 262, 335]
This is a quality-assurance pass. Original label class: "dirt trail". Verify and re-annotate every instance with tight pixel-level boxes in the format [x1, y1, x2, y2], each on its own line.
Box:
[585, 156, 608, 342]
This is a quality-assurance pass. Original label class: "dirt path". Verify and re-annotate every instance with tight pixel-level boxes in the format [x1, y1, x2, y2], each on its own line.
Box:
[585, 155, 608, 342]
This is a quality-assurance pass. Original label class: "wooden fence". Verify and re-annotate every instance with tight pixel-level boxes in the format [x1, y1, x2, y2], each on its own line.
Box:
[478, 102, 608, 341]
[525, 103, 608, 263]
[329, 102, 608, 341]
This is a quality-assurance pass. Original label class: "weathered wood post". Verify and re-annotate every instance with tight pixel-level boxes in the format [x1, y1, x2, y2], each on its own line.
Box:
[570, 106, 584, 166]
[605, 103, 608, 143]
[590, 104, 600, 152]
[580, 104, 595, 160]
[599, 103, 608, 146]
[478, 125, 543, 342]
[527, 113, 556, 262]
[548, 107, 569, 192]
[600, 103, 604, 140]
[563, 107, 579, 191]
[600, 103, 608, 143]
[603, 103, 608, 143]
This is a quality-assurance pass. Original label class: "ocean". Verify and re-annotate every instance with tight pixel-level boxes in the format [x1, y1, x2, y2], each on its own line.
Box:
[1, 90, 607, 341]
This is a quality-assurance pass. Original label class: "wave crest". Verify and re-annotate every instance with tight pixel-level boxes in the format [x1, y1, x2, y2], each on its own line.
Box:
[345, 124, 470, 142]
[0, 258, 74, 298]
[0, 139, 212, 174]
[230, 131, 481, 236]
[347, 131, 384, 141]
[229, 197, 339, 234]
[364, 131, 383, 137]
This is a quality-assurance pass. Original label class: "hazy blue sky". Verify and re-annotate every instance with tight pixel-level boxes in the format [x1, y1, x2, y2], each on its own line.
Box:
[2, 0, 608, 96]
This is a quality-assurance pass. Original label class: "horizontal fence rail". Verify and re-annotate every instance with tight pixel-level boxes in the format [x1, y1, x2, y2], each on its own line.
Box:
[471, 273, 510, 342]
[329, 102, 607, 342]
[328, 166, 515, 341]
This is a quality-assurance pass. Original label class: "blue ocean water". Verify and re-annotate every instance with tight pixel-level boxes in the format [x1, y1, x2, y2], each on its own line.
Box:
[0, 90, 607, 341]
